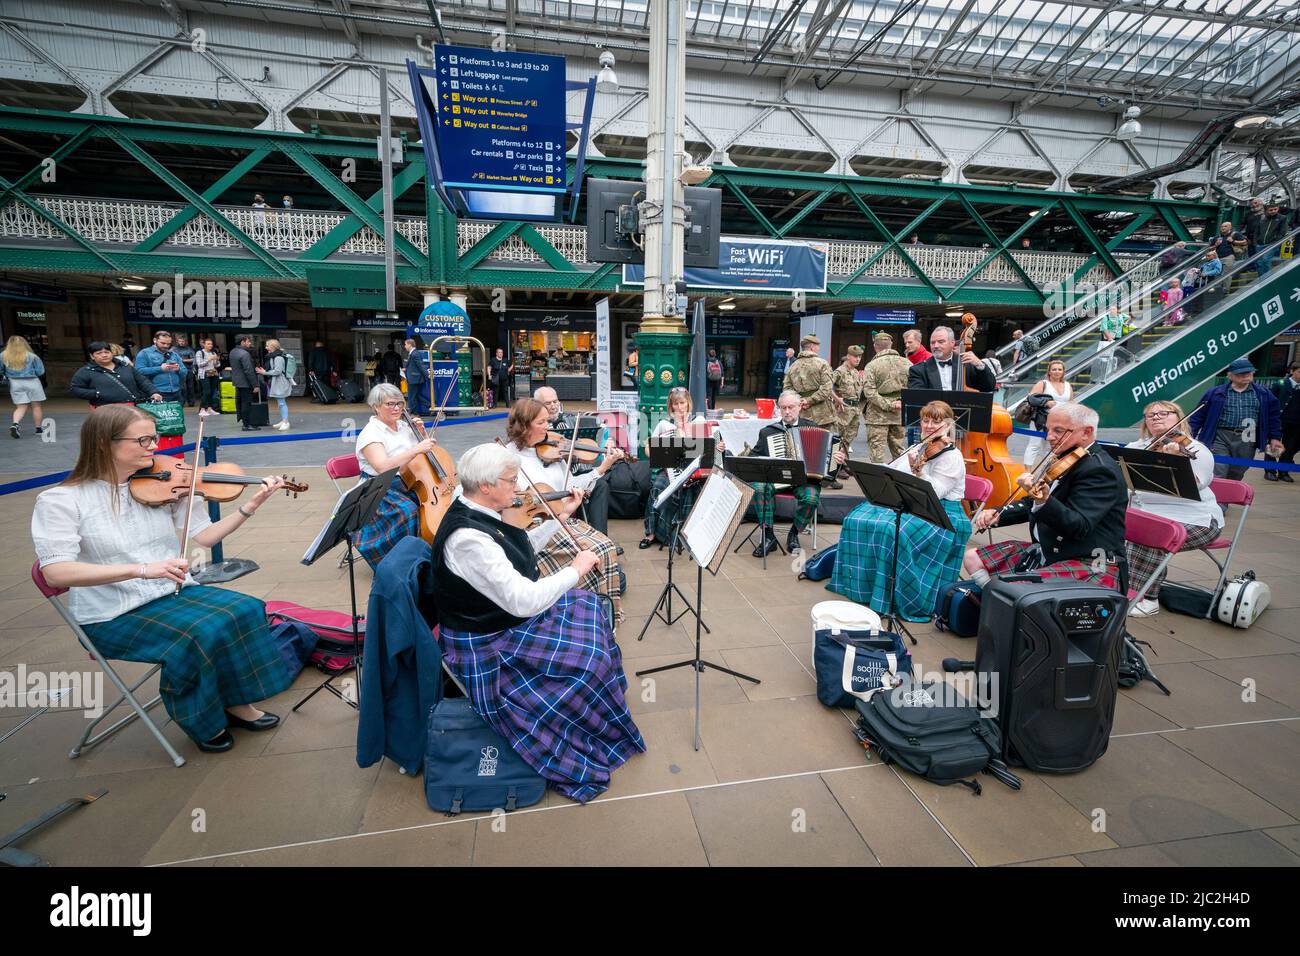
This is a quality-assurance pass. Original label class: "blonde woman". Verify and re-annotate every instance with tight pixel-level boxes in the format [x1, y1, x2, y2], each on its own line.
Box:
[4, 335, 46, 439]
[256, 339, 293, 430]
[1021, 360, 1073, 466]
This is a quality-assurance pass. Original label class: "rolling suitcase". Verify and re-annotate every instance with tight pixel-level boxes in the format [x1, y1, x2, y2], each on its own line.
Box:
[309, 371, 339, 405]
[338, 379, 365, 403]
[974, 574, 1125, 773]
[244, 394, 270, 427]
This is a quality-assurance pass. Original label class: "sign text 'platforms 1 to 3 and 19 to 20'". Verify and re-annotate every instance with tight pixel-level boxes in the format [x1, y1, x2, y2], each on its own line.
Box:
[429, 44, 568, 195]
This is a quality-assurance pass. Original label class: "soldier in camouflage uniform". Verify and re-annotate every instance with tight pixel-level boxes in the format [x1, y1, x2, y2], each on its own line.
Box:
[832, 345, 866, 473]
[860, 331, 912, 464]
[783, 333, 840, 486]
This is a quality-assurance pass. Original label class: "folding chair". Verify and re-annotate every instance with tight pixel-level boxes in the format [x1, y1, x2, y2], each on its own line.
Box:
[1123, 510, 1188, 610]
[963, 475, 993, 515]
[775, 490, 819, 550]
[1199, 478, 1253, 593]
[30, 563, 186, 768]
[325, 453, 362, 495]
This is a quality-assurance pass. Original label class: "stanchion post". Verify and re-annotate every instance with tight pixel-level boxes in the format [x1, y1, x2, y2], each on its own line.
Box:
[202, 434, 223, 564]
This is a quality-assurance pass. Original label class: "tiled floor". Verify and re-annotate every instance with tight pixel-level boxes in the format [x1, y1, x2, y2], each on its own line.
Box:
[0, 442, 1297, 867]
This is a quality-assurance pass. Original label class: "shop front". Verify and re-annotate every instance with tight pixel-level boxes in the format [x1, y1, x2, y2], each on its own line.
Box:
[705, 313, 753, 399]
[498, 307, 598, 402]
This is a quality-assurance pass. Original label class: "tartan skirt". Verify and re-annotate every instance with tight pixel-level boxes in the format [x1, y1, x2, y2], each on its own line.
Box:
[439, 589, 646, 803]
[535, 518, 624, 623]
[81, 586, 293, 744]
[976, 540, 1121, 590]
[354, 478, 420, 570]
[830, 498, 972, 622]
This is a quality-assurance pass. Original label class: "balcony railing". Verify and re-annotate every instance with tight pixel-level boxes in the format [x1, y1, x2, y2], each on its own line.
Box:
[0, 194, 1148, 288]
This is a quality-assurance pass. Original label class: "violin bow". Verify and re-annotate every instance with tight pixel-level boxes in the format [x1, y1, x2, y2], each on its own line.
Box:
[174, 414, 206, 596]
[494, 438, 585, 552]
[972, 426, 1074, 528]
[1142, 402, 1206, 452]
[562, 413, 580, 491]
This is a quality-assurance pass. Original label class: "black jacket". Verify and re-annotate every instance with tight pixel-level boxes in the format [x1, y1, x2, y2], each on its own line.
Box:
[405, 349, 427, 385]
[68, 362, 157, 406]
[228, 346, 257, 389]
[307, 347, 333, 378]
[998, 444, 1128, 565]
[908, 355, 996, 393]
[1274, 377, 1300, 425]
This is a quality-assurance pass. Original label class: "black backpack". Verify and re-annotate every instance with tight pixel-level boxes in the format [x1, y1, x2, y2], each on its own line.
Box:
[605, 458, 652, 519]
[1117, 632, 1171, 695]
[853, 677, 1020, 794]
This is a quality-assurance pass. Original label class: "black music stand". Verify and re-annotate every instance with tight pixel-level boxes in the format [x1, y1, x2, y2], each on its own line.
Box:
[725, 455, 808, 569]
[636, 438, 716, 640]
[293, 467, 395, 713]
[1108, 446, 1202, 500]
[903, 389, 994, 435]
[847, 461, 953, 646]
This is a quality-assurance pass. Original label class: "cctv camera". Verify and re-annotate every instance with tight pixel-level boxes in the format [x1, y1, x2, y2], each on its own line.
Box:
[598, 51, 615, 69]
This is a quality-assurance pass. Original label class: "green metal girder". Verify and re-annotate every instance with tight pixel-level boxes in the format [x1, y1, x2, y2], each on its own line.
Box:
[0, 126, 96, 209]
[460, 221, 526, 271]
[300, 160, 428, 262]
[777, 190, 834, 238]
[946, 195, 1051, 301]
[135, 146, 274, 253]
[518, 225, 576, 272]
[0, 174, 124, 271]
[717, 173, 779, 237]
[837, 190, 947, 298]
[1060, 202, 1124, 279]
[1069, 209, 1155, 283]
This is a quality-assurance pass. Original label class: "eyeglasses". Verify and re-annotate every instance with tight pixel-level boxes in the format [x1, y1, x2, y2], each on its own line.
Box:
[113, 434, 160, 449]
[381, 401, 406, 409]
[1144, 410, 1176, 419]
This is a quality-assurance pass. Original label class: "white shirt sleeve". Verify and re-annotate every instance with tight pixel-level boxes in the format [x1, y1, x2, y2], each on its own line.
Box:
[443, 527, 578, 619]
[927, 449, 968, 501]
[32, 487, 82, 567]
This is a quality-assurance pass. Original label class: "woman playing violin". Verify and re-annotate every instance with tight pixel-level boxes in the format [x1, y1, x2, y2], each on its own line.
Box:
[829, 401, 972, 620]
[30, 405, 295, 754]
[351, 383, 442, 569]
[505, 399, 626, 623]
[1125, 401, 1222, 619]
[963, 402, 1129, 590]
[640, 387, 724, 549]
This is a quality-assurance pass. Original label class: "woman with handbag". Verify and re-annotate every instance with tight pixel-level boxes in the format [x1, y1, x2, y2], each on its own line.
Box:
[1021, 360, 1073, 466]
[829, 400, 972, 621]
[195, 338, 222, 418]
[256, 339, 293, 431]
[69, 342, 162, 409]
[4, 335, 46, 439]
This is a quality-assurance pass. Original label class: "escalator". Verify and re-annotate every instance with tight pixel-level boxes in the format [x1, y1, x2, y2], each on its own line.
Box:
[1017, 229, 1300, 428]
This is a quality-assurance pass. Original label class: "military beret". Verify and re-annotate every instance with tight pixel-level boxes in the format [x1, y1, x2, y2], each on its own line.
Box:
[801, 333, 821, 345]
[847, 344, 865, 355]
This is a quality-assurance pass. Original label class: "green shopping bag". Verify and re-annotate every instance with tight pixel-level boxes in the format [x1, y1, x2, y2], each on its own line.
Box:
[138, 401, 186, 436]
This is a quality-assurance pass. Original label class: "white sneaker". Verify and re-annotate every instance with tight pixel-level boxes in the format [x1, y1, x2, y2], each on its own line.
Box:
[1129, 598, 1160, 618]
[276, 420, 290, 430]
[198, 408, 214, 418]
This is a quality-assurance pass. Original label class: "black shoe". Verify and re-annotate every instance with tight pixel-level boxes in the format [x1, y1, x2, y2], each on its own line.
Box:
[752, 527, 778, 558]
[1280, 472, 1295, 483]
[787, 526, 802, 554]
[639, 537, 654, 549]
[1265, 471, 1278, 481]
[8, 424, 18, 439]
[241, 425, 255, 431]
[196, 729, 235, 753]
[226, 710, 281, 732]
[615, 545, 625, 556]
[826, 479, 844, 490]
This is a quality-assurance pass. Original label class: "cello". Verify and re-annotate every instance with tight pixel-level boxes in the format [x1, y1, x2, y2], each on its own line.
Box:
[399, 386, 459, 544]
[955, 311, 1025, 506]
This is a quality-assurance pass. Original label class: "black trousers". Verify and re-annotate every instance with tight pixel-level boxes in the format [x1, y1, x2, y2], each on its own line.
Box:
[1280, 421, 1300, 466]
[707, 380, 720, 408]
[200, 375, 220, 409]
[235, 386, 254, 423]
[580, 476, 611, 534]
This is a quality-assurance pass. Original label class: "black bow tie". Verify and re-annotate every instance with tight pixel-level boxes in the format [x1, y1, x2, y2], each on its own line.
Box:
[936, 360, 952, 368]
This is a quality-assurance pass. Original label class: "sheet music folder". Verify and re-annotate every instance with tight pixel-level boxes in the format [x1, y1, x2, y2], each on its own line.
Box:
[846, 460, 953, 532]
[903, 389, 993, 434]
[1107, 446, 1202, 500]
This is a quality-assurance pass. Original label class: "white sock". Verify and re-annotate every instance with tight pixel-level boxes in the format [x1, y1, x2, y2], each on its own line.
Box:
[971, 568, 991, 587]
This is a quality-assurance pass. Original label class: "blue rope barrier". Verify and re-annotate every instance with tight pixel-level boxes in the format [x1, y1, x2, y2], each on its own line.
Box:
[1010, 425, 1300, 472]
[0, 411, 508, 497]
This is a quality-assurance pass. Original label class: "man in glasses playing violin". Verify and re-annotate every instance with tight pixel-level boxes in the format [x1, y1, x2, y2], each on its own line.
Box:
[962, 402, 1129, 591]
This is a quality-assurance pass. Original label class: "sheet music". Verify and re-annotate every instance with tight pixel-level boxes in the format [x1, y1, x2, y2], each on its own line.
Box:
[682, 472, 742, 569]
[302, 483, 353, 564]
[654, 455, 702, 509]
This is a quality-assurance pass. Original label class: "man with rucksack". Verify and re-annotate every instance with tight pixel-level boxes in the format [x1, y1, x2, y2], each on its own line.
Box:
[705, 348, 724, 409]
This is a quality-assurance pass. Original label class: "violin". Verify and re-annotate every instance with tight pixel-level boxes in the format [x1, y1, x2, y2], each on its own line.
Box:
[955, 310, 1028, 505]
[1016, 445, 1089, 503]
[534, 432, 622, 465]
[129, 459, 307, 506]
[501, 482, 574, 529]
[909, 432, 950, 476]
[399, 407, 459, 545]
[1148, 430, 1199, 459]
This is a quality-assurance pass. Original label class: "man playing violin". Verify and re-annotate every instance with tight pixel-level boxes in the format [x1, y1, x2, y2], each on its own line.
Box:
[963, 402, 1128, 590]
[505, 398, 626, 621]
[31, 404, 295, 754]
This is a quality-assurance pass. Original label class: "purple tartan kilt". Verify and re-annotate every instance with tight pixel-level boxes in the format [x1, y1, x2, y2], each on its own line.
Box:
[439, 589, 645, 803]
[353, 478, 420, 570]
[976, 540, 1120, 590]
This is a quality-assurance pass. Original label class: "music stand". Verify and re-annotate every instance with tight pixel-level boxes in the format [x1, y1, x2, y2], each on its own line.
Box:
[292, 467, 395, 713]
[847, 461, 953, 646]
[637, 439, 715, 640]
[903, 389, 994, 434]
[636, 471, 759, 751]
[724, 455, 808, 569]
[1108, 447, 1202, 500]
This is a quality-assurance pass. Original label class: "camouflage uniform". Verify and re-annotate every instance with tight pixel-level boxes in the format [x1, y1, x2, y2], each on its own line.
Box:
[783, 350, 837, 428]
[832, 353, 866, 456]
[860, 347, 911, 463]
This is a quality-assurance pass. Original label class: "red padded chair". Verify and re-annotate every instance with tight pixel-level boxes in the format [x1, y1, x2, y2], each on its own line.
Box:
[325, 453, 362, 494]
[1199, 478, 1253, 594]
[31, 563, 186, 767]
[1124, 510, 1189, 609]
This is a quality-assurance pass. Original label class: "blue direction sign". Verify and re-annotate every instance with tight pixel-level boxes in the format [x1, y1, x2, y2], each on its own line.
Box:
[428, 44, 567, 194]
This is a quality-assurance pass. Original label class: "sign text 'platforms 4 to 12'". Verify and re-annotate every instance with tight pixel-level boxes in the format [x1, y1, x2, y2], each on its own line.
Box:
[428, 44, 567, 194]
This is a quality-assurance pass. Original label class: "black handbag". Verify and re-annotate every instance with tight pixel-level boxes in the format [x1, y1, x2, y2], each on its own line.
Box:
[1157, 582, 1216, 619]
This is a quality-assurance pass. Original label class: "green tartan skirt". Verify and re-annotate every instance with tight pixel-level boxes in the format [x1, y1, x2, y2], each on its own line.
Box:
[829, 498, 972, 622]
[82, 586, 294, 744]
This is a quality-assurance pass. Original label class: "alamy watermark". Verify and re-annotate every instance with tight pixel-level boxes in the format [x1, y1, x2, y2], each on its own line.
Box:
[151, 273, 261, 328]
[0, 664, 104, 718]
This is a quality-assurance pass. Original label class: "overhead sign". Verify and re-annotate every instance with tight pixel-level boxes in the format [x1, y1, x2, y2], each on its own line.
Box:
[0, 279, 66, 303]
[623, 237, 828, 293]
[121, 298, 287, 329]
[503, 308, 597, 329]
[595, 298, 611, 410]
[427, 44, 567, 194]
[853, 306, 916, 325]
[351, 314, 411, 331]
[304, 267, 388, 310]
[707, 315, 755, 337]
[413, 300, 470, 342]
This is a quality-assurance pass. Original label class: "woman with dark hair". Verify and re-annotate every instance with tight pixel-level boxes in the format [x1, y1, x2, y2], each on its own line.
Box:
[30, 405, 294, 753]
[68, 342, 162, 408]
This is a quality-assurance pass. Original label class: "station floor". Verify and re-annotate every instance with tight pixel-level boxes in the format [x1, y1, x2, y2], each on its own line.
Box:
[0, 402, 1297, 867]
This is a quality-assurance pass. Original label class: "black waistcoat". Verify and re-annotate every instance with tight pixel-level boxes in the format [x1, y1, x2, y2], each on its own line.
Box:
[431, 499, 539, 632]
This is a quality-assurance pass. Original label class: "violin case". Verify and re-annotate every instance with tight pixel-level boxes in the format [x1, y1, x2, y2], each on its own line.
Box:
[266, 600, 364, 674]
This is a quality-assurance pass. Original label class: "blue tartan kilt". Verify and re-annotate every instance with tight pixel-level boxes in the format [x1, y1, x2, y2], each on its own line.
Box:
[439, 589, 646, 803]
[353, 478, 420, 570]
[830, 498, 972, 622]
[81, 586, 293, 744]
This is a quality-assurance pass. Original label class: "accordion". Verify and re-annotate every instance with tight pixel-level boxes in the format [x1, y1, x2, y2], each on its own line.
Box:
[766, 426, 838, 482]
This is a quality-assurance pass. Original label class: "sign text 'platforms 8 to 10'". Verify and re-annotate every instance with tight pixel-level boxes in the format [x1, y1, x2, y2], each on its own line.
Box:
[428, 44, 567, 194]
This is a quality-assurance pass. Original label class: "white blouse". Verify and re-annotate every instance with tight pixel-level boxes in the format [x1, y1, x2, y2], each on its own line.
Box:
[442, 497, 575, 620]
[355, 417, 418, 477]
[1125, 438, 1223, 529]
[32, 481, 213, 624]
[507, 442, 602, 494]
[888, 444, 967, 502]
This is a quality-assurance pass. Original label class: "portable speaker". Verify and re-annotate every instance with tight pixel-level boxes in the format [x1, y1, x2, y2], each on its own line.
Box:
[975, 574, 1126, 773]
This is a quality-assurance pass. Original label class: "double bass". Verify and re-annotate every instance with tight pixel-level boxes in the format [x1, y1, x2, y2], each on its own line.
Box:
[399, 403, 459, 545]
[955, 311, 1026, 506]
